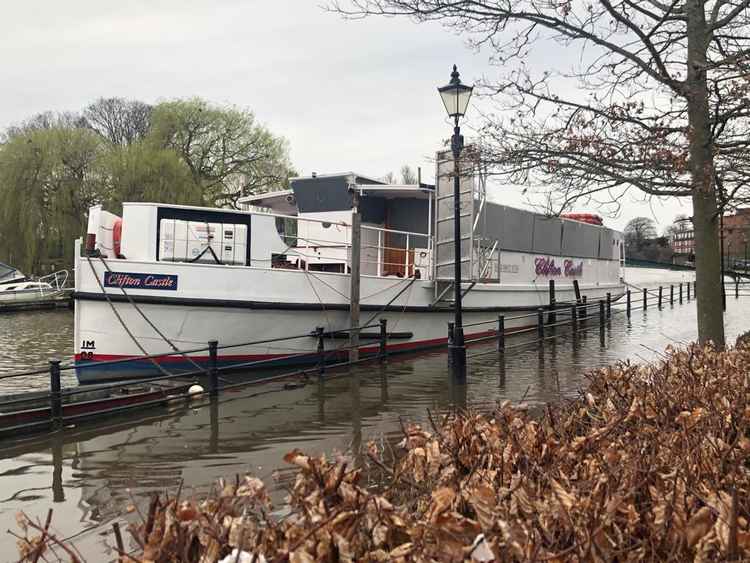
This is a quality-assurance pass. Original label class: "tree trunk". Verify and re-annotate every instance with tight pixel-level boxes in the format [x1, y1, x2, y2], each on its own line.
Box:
[686, 0, 725, 347]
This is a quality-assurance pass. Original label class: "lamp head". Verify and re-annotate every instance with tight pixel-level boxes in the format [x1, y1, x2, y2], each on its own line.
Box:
[438, 65, 473, 118]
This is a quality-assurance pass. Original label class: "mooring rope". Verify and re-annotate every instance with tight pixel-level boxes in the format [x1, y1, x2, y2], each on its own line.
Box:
[94, 256, 208, 375]
[86, 257, 174, 378]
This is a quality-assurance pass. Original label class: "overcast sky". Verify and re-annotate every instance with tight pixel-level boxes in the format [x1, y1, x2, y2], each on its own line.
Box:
[1, 0, 693, 231]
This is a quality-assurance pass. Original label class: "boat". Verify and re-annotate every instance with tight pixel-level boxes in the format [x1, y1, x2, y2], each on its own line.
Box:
[0, 261, 26, 285]
[0, 270, 72, 311]
[73, 150, 625, 383]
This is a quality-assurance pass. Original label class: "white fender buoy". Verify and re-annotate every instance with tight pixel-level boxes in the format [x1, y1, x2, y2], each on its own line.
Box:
[188, 384, 204, 397]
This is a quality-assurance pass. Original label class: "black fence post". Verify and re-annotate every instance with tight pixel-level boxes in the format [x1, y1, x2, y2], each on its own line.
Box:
[686, 281, 691, 301]
[599, 299, 605, 326]
[643, 288, 648, 310]
[571, 303, 578, 329]
[548, 280, 556, 325]
[49, 359, 62, 430]
[537, 308, 545, 340]
[573, 279, 582, 303]
[316, 326, 325, 375]
[497, 316, 505, 353]
[208, 340, 218, 397]
[679, 283, 683, 304]
[626, 289, 631, 318]
[606, 292, 612, 319]
[736, 278, 740, 299]
[658, 286, 663, 309]
[581, 296, 588, 320]
[379, 319, 388, 361]
[670, 285, 674, 306]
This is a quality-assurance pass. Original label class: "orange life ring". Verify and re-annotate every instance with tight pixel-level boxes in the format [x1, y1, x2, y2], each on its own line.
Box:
[113, 219, 123, 258]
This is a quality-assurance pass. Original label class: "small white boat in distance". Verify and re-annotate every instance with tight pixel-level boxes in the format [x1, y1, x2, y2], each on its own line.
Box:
[0, 271, 72, 309]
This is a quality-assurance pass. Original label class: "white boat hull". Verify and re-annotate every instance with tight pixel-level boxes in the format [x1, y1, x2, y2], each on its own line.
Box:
[74, 253, 624, 383]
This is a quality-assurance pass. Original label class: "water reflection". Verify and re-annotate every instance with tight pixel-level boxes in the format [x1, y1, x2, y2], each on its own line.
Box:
[0, 292, 748, 558]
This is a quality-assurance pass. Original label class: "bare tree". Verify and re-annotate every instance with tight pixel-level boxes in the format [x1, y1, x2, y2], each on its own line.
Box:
[331, 0, 750, 346]
[624, 217, 658, 253]
[83, 97, 152, 146]
[400, 164, 418, 184]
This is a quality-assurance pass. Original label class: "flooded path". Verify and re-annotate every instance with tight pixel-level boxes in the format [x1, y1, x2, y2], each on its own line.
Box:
[1, 275, 746, 559]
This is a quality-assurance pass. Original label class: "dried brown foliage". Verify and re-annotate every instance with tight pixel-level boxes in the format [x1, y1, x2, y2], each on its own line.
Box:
[16, 342, 750, 562]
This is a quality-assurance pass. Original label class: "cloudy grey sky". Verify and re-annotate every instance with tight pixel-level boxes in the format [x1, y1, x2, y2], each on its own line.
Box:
[1, 0, 692, 231]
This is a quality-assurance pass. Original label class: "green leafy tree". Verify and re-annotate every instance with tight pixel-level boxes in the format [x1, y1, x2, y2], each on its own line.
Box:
[149, 98, 294, 208]
[0, 126, 103, 272]
[98, 142, 201, 213]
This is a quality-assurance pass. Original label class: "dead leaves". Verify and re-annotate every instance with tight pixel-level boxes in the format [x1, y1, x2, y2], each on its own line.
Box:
[16, 342, 750, 562]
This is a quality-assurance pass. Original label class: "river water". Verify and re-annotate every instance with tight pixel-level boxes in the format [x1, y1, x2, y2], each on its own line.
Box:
[0, 270, 746, 560]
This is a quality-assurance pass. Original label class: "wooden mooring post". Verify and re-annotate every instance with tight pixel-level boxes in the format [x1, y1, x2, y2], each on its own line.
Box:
[643, 288, 647, 310]
[316, 326, 326, 375]
[670, 285, 674, 306]
[736, 278, 740, 299]
[599, 300, 605, 327]
[658, 286, 663, 309]
[497, 315, 505, 353]
[687, 281, 691, 301]
[548, 280, 556, 324]
[679, 283, 683, 304]
[570, 303, 578, 330]
[537, 308, 545, 340]
[208, 340, 219, 397]
[349, 186, 361, 362]
[49, 359, 62, 430]
[573, 279, 582, 303]
[626, 289, 631, 317]
[379, 319, 388, 361]
[606, 292, 611, 319]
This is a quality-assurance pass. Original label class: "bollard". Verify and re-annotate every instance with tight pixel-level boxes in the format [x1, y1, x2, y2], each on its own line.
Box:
[687, 281, 691, 301]
[208, 340, 219, 397]
[679, 283, 683, 304]
[548, 280, 556, 325]
[573, 279, 582, 303]
[379, 319, 388, 361]
[599, 299, 605, 326]
[570, 303, 578, 330]
[497, 316, 505, 353]
[658, 286, 663, 309]
[606, 292, 611, 319]
[626, 289, 631, 318]
[316, 326, 326, 375]
[49, 359, 62, 430]
[537, 308, 545, 339]
[670, 284, 674, 306]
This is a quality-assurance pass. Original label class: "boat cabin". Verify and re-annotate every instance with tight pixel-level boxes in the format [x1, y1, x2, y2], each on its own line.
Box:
[85, 169, 623, 284]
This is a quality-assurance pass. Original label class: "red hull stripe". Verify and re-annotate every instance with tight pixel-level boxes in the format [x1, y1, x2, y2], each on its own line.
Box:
[74, 327, 531, 364]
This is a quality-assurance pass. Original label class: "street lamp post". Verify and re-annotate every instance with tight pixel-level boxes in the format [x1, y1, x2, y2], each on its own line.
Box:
[438, 65, 473, 376]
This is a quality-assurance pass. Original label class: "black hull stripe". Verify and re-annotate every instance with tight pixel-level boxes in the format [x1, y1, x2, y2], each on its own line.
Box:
[72, 291, 577, 313]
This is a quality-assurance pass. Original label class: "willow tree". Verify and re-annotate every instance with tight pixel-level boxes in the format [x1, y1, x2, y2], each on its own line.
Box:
[0, 127, 103, 272]
[98, 141, 201, 213]
[149, 98, 294, 208]
[333, 0, 750, 346]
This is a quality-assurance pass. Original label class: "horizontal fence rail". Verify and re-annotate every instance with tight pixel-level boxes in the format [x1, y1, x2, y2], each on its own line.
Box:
[2, 276, 744, 439]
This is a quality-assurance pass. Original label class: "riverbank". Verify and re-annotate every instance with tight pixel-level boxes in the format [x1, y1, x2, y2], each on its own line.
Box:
[17, 339, 750, 562]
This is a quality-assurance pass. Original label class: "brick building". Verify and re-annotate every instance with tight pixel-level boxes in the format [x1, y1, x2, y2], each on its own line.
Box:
[670, 220, 695, 259]
[722, 208, 750, 261]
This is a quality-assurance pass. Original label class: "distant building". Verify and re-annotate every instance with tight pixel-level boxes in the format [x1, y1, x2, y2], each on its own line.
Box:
[670, 220, 695, 259]
[722, 208, 750, 261]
